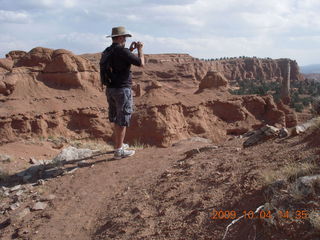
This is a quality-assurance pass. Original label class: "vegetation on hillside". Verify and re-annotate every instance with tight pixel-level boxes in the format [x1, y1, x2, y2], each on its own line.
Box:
[230, 79, 320, 112]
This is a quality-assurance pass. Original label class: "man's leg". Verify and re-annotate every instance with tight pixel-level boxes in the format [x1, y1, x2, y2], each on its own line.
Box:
[113, 123, 134, 159]
[114, 124, 126, 149]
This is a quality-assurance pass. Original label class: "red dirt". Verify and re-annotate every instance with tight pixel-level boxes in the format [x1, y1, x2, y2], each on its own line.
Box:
[0, 130, 319, 240]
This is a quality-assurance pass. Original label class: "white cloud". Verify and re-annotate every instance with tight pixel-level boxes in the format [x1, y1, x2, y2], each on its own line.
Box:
[0, 0, 319, 65]
[0, 10, 31, 23]
[126, 14, 140, 21]
[0, 34, 38, 56]
[54, 32, 107, 53]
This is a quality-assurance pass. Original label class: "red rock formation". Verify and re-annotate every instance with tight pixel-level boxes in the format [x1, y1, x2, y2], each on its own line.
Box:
[277, 101, 298, 127]
[0, 58, 14, 72]
[0, 47, 302, 146]
[197, 71, 228, 92]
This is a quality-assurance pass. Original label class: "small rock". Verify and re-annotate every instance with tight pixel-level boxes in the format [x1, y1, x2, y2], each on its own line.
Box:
[29, 157, 39, 165]
[15, 190, 24, 196]
[42, 194, 56, 201]
[32, 202, 48, 211]
[37, 179, 45, 185]
[10, 185, 21, 192]
[0, 154, 11, 162]
[9, 203, 20, 211]
[12, 208, 30, 220]
[292, 125, 306, 135]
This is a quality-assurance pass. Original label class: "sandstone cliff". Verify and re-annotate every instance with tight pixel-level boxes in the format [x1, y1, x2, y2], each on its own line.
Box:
[0, 47, 301, 146]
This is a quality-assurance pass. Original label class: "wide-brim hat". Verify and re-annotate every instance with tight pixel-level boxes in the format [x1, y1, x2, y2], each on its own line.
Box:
[106, 26, 132, 38]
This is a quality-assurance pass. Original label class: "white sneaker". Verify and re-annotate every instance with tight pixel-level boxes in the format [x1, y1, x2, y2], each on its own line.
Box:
[114, 148, 135, 159]
[122, 143, 129, 150]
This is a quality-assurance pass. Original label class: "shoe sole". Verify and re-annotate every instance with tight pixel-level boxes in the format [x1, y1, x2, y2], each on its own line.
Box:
[113, 152, 135, 160]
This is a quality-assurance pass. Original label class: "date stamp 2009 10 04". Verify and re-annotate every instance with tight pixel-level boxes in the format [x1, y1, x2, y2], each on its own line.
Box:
[209, 209, 313, 220]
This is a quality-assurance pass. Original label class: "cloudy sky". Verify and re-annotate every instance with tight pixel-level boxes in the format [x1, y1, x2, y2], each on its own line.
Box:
[0, 0, 319, 66]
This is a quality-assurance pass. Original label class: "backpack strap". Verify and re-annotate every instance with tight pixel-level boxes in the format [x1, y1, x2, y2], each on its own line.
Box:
[99, 47, 115, 87]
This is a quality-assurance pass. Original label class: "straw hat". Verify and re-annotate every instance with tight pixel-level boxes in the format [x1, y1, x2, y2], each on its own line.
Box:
[106, 26, 132, 38]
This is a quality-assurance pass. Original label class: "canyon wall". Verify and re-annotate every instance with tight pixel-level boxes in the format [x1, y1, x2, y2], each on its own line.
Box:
[0, 47, 300, 146]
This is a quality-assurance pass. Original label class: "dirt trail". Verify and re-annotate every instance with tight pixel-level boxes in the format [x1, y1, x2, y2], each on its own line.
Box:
[0, 140, 211, 240]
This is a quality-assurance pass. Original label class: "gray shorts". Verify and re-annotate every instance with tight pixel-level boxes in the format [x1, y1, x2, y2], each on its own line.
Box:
[106, 87, 133, 127]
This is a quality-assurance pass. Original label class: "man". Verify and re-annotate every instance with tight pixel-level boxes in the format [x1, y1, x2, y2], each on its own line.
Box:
[102, 26, 145, 159]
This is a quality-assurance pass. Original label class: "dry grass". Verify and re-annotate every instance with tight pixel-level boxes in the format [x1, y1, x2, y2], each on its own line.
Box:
[40, 135, 114, 152]
[69, 140, 113, 152]
[261, 162, 318, 185]
[131, 139, 150, 150]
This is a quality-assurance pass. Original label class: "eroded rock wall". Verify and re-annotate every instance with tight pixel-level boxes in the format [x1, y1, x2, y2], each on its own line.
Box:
[0, 47, 301, 146]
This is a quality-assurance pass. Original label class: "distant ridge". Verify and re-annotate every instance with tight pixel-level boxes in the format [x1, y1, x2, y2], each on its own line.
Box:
[300, 64, 320, 74]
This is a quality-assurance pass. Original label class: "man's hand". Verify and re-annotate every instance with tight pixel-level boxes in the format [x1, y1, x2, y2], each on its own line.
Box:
[136, 41, 145, 67]
[129, 42, 137, 52]
[136, 41, 144, 50]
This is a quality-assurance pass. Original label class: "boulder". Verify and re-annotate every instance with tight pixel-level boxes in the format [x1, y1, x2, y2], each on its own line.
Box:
[52, 146, 95, 164]
[198, 71, 228, 91]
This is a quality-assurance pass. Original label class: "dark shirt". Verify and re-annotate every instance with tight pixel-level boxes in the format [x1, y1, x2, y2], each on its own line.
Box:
[108, 43, 142, 88]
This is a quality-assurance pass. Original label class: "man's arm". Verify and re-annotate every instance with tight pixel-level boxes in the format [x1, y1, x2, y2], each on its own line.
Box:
[123, 42, 145, 67]
[136, 42, 144, 67]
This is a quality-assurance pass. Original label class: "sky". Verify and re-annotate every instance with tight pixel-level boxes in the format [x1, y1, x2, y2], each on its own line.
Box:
[0, 0, 319, 66]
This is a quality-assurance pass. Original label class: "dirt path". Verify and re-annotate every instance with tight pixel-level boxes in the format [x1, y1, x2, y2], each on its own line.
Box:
[0, 140, 211, 240]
